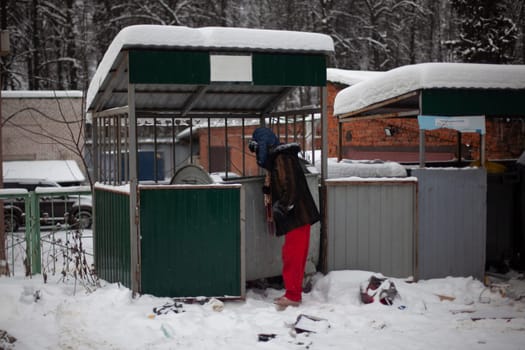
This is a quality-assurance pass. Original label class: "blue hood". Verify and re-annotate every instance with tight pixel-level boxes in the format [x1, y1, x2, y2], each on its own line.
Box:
[252, 127, 280, 170]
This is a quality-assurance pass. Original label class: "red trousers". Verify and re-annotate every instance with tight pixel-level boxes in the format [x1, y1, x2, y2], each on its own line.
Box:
[282, 224, 311, 302]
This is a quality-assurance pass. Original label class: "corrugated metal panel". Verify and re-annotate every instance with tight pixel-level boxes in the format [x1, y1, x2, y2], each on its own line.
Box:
[138, 185, 243, 298]
[421, 89, 525, 116]
[486, 173, 518, 267]
[237, 175, 321, 281]
[326, 180, 417, 278]
[252, 53, 327, 86]
[94, 187, 131, 288]
[413, 168, 486, 280]
[129, 50, 210, 85]
[103, 86, 286, 113]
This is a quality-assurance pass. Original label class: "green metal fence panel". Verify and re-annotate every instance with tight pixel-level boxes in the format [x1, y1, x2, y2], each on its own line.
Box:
[1, 187, 92, 276]
[28, 192, 41, 273]
[94, 187, 131, 288]
[0, 191, 31, 274]
[139, 185, 242, 297]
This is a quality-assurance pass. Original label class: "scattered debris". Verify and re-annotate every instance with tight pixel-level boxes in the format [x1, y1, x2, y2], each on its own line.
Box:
[370, 320, 387, 330]
[205, 298, 224, 312]
[153, 301, 185, 315]
[19, 286, 41, 304]
[484, 272, 525, 301]
[0, 330, 17, 349]
[360, 275, 399, 305]
[257, 333, 276, 342]
[160, 323, 175, 339]
[452, 309, 524, 321]
[435, 294, 456, 302]
[293, 314, 330, 334]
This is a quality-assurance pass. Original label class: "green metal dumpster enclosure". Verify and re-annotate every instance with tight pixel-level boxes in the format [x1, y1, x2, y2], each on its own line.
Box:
[87, 25, 334, 298]
[139, 185, 242, 297]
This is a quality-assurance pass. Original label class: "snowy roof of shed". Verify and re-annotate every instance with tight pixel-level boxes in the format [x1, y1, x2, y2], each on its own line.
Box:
[86, 25, 334, 114]
[326, 68, 384, 86]
[334, 63, 525, 118]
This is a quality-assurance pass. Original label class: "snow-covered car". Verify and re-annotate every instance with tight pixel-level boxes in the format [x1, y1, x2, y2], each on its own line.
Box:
[3, 178, 92, 232]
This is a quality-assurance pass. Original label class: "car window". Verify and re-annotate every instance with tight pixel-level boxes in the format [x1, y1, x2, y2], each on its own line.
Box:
[3, 182, 19, 189]
[4, 182, 34, 191]
[4, 180, 60, 191]
[37, 183, 58, 188]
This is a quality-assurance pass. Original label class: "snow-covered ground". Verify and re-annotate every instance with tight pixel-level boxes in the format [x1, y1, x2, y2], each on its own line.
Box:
[1, 230, 525, 350]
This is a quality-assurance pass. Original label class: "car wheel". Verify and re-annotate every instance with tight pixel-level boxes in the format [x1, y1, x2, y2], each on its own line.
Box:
[69, 209, 92, 229]
[4, 212, 20, 232]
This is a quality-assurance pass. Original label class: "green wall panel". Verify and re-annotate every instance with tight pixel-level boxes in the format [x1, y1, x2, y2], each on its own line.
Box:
[252, 53, 326, 86]
[421, 89, 525, 116]
[129, 50, 210, 84]
[94, 188, 131, 288]
[139, 187, 241, 297]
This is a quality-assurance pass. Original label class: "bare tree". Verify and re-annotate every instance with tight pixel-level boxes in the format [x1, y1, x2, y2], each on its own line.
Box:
[0, 0, 9, 276]
[446, 0, 518, 63]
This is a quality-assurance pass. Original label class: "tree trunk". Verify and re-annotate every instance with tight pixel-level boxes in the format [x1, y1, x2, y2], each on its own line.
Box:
[0, 0, 8, 276]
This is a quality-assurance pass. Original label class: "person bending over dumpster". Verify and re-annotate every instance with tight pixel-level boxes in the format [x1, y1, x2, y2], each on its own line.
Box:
[249, 127, 320, 310]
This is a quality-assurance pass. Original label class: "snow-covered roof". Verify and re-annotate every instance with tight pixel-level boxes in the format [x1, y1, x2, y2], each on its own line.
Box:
[3, 160, 85, 184]
[2, 90, 82, 99]
[334, 62, 525, 117]
[327, 68, 384, 86]
[87, 25, 334, 111]
[320, 158, 408, 178]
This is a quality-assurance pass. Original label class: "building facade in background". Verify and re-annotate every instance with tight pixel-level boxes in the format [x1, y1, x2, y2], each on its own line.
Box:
[2, 91, 85, 172]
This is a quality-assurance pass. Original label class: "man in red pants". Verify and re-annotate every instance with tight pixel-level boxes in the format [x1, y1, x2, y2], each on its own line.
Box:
[249, 127, 321, 310]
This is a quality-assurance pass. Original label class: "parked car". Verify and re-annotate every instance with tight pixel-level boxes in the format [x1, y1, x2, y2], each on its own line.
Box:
[3, 178, 92, 232]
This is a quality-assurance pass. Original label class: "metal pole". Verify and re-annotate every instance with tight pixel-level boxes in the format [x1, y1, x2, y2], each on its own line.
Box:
[30, 192, 40, 274]
[116, 115, 122, 184]
[419, 129, 426, 168]
[480, 133, 486, 167]
[456, 131, 462, 165]
[171, 116, 176, 177]
[207, 117, 211, 172]
[321, 86, 328, 180]
[128, 82, 140, 296]
[190, 121, 193, 164]
[224, 116, 229, 177]
[92, 116, 99, 182]
[338, 120, 342, 161]
[153, 117, 158, 183]
[242, 118, 245, 176]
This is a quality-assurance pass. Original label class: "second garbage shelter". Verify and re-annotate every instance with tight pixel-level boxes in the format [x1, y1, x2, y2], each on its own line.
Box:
[86, 25, 334, 297]
[332, 63, 525, 280]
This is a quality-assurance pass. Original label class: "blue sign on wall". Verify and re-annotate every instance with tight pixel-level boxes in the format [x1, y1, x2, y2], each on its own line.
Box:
[418, 115, 486, 134]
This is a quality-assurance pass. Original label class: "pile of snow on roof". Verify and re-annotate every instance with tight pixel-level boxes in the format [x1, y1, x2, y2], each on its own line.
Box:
[327, 68, 384, 86]
[334, 62, 525, 116]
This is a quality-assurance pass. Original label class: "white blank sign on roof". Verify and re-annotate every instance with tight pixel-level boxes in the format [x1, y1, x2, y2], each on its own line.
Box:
[210, 54, 252, 82]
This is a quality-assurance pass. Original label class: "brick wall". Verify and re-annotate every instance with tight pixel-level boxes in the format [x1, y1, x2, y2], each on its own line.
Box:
[197, 120, 320, 177]
[198, 125, 260, 177]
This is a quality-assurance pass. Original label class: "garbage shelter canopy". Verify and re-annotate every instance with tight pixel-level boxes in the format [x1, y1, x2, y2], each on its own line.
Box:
[334, 62, 525, 120]
[86, 25, 334, 116]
